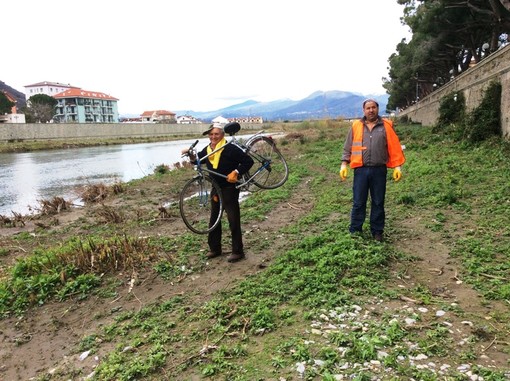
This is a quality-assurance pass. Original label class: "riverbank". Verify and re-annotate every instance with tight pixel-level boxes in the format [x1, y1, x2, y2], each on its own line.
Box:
[0, 134, 198, 153]
[0, 122, 291, 153]
[1, 121, 509, 380]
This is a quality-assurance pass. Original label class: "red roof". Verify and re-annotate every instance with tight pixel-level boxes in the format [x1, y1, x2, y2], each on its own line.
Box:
[141, 110, 176, 116]
[1, 90, 17, 103]
[54, 88, 118, 101]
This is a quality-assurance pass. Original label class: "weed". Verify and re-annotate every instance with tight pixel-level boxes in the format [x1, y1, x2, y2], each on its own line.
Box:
[0, 235, 159, 316]
[153, 163, 170, 175]
[36, 196, 71, 215]
[80, 182, 111, 203]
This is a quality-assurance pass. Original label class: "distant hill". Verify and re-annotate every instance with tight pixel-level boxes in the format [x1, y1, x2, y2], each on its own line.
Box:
[0, 81, 388, 122]
[0, 81, 26, 109]
[174, 91, 390, 122]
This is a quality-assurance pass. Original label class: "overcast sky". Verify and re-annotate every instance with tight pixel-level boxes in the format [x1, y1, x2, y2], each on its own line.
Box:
[4, 0, 411, 115]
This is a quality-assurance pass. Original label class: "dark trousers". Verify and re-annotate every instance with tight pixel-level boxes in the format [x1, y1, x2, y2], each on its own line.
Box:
[209, 186, 244, 255]
[350, 166, 387, 235]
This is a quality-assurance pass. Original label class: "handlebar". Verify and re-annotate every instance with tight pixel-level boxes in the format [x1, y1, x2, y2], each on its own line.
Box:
[182, 140, 199, 157]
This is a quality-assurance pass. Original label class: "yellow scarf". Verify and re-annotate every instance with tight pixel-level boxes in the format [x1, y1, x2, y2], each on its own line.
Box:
[207, 138, 227, 169]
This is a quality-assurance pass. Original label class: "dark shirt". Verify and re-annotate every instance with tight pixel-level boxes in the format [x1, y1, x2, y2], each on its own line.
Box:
[197, 143, 254, 187]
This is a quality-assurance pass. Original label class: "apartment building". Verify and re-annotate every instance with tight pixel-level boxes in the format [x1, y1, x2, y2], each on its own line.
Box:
[24, 81, 119, 123]
[54, 88, 120, 123]
[24, 81, 76, 99]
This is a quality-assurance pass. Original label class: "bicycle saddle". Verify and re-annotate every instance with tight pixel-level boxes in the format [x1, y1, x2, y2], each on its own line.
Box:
[223, 122, 241, 135]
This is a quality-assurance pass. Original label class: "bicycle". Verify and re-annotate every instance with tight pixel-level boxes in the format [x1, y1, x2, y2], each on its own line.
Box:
[179, 122, 289, 234]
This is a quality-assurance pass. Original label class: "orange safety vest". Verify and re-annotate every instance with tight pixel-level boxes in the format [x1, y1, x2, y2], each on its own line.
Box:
[349, 119, 405, 169]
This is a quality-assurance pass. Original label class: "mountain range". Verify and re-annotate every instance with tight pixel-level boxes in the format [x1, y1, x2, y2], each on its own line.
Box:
[174, 91, 390, 122]
[1, 80, 389, 122]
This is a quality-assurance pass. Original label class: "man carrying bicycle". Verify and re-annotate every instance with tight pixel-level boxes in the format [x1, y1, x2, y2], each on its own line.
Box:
[182, 123, 254, 262]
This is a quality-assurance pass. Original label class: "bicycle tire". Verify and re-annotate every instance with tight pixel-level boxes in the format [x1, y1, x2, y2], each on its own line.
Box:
[179, 175, 223, 234]
[245, 136, 289, 189]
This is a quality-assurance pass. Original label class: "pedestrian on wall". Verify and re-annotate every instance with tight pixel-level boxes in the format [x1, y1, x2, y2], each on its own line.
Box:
[339, 99, 405, 242]
[181, 123, 254, 262]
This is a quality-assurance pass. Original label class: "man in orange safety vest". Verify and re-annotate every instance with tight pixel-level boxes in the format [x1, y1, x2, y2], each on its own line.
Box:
[340, 99, 405, 242]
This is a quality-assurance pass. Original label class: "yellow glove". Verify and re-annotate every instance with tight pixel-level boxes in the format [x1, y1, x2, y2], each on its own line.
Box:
[393, 166, 402, 182]
[227, 170, 239, 183]
[339, 164, 348, 181]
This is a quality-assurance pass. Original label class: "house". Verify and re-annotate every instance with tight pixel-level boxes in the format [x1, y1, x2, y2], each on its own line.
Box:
[227, 116, 263, 124]
[53, 88, 120, 123]
[120, 116, 143, 123]
[2, 90, 18, 114]
[2, 113, 26, 123]
[211, 116, 229, 124]
[0, 81, 26, 109]
[140, 110, 176, 123]
[176, 114, 201, 124]
[0, 90, 26, 123]
[24, 81, 76, 100]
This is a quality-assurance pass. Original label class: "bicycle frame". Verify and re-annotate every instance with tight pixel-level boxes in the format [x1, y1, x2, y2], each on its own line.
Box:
[187, 130, 266, 190]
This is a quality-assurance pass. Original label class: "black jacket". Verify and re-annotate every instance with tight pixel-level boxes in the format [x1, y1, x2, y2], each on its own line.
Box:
[197, 143, 254, 188]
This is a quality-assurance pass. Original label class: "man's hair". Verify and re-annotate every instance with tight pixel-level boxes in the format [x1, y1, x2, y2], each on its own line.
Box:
[362, 99, 379, 108]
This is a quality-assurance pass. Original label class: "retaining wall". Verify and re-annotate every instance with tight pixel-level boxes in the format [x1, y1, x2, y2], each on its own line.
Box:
[398, 45, 510, 138]
[0, 122, 264, 141]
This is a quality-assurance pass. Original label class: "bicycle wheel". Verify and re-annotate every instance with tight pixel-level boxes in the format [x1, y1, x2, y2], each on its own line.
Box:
[245, 136, 289, 189]
[179, 175, 223, 234]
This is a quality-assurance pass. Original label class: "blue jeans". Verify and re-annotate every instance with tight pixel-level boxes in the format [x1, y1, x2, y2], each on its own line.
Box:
[349, 166, 387, 236]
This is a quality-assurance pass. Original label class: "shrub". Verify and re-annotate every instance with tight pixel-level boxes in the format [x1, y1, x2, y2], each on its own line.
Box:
[463, 81, 502, 143]
[154, 164, 170, 175]
[434, 91, 466, 134]
[398, 115, 410, 124]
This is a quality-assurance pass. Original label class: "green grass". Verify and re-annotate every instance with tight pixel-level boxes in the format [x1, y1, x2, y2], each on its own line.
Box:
[2, 121, 510, 380]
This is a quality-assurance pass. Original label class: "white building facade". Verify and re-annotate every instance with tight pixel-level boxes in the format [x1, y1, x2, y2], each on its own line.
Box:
[24, 81, 76, 100]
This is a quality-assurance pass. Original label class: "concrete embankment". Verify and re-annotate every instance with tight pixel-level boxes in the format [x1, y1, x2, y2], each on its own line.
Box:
[0, 123, 265, 142]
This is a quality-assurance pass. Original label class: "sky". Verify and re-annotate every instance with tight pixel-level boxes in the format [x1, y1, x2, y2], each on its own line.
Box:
[4, 0, 411, 115]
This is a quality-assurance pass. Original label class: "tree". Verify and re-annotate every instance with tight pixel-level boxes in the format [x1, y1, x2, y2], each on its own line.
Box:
[0, 91, 15, 114]
[385, 0, 510, 110]
[23, 94, 58, 123]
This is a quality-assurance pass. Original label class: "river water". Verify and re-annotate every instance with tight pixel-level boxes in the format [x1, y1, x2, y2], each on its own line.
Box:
[0, 137, 216, 216]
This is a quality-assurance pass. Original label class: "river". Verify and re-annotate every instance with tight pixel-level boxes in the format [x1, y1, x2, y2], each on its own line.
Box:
[0, 137, 216, 216]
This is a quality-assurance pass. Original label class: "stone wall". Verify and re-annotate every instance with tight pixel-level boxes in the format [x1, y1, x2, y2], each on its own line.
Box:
[0, 122, 264, 141]
[397, 45, 510, 138]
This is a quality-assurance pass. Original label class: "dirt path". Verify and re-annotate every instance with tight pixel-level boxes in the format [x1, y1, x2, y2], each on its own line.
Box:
[390, 215, 509, 367]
